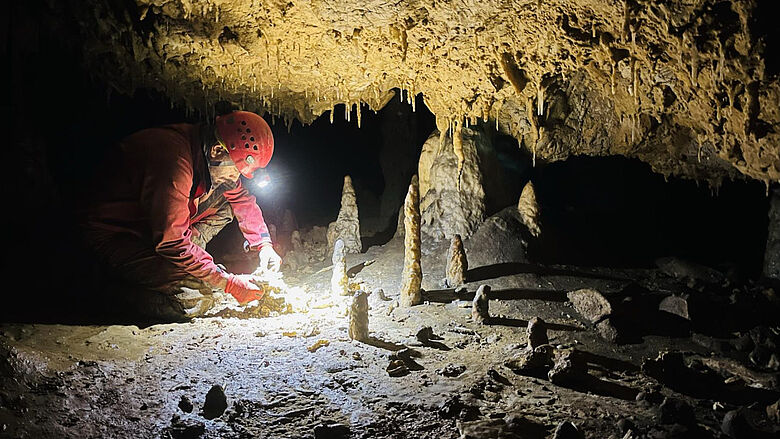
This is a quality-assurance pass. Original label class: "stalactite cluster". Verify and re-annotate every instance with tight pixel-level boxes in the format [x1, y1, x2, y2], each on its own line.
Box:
[54, 0, 779, 185]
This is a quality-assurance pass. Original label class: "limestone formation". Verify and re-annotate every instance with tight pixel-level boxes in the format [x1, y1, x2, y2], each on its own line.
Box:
[517, 181, 541, 237]
[764, 187, 780, 281]
[330, 239, 348, 296]
[348, 290, 369, 342]
[417, 128, 498, 240]
[59, 0, 780, 185]
[445, 234, 467, 288]
[567, 289, 612, 323]
[472, 285, 490, 324]
[399, 176, 422, 307]
[526, 317, 549, 350]
[327, 175, 361, 254]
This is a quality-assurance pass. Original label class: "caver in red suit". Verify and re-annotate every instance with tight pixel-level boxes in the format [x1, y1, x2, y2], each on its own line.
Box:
[84, 111, 281, 321]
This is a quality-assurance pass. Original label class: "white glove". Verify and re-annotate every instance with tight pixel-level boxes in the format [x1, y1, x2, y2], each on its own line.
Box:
[257, 243, 282, 273]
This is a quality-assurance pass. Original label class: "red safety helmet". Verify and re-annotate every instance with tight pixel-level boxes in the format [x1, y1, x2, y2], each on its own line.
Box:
[215, 111, 274, 178]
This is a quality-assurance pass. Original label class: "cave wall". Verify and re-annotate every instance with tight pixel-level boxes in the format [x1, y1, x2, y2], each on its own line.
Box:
[49, 0, 779, 186]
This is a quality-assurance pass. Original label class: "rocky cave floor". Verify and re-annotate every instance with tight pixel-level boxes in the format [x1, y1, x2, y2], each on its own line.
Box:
[1, 236, 779, 439]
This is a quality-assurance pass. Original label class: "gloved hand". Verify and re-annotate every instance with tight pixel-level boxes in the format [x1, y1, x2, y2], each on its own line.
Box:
[224, 274, 265, 304]
[257, 243, 282, 273]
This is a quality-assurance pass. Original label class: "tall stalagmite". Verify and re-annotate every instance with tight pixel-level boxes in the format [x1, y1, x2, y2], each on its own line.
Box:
[446, 234, 467, 287]
[331, 239, 349, 296]
[517, 181, 541, 237]
[327, 175, 362, 254]
[348, 290, 369, 342]
[400, 176, 422, 307]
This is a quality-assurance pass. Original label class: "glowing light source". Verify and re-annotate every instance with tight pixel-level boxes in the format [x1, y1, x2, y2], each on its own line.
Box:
[255, 173, 271, 189]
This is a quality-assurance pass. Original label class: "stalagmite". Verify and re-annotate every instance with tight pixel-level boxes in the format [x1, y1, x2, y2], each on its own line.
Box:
[348, 290, 369, 341]
[330, 239, 349, 296]
[527, 317, 549, 349]
[327, 175, 362, 254]
[472, 284, 490, 324]
[445, 234, 467, 287]
[400, 176, 422, 307]
[517, 181, 541, 237]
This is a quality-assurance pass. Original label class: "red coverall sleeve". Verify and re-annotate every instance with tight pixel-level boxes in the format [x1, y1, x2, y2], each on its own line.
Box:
[222, 180, 272, 251]
[140, 143, 228, 287]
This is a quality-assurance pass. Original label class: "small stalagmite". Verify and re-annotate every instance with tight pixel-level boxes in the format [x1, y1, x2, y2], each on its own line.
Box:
[327, 175, 362, 254]
[446, 234, 468, 287]
[331, 239, 349, 296]
[400, 176, 422, 307]
[348, 290, 369, 342]
[472, 285, 490, 324]
[526, 317, 549, 349]
[517, 181, 541, 237]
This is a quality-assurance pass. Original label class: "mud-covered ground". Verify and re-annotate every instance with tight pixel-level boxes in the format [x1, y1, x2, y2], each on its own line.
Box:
[1, 236, 779, 439]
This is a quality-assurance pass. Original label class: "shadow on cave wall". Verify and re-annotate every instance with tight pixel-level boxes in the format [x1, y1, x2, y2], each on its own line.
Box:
[529, 156, 770, 276]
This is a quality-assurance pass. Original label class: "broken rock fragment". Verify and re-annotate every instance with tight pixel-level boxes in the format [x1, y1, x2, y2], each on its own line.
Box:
[327, 175, 362, 254]
[178, 395, 193, 413]
[658, 295, 690, 320]
[400, 176, 422, 307]
[505, 344, 553, 377]
[595, 318, 620, 343]
[548, 349, 588, 386]
[436, 364, 467, 377]
[445, 234, 467, 287]
[471, 285, 490, 324]
[330, 239, 349, 296]
[386, 359, 409, 377]
[201, 385, 228, 420]
[567, 288, 612, 323]
[348, 290, 369, 342]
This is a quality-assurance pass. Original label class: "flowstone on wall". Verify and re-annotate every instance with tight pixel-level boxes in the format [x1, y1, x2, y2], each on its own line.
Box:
[54, 0, 779, 186]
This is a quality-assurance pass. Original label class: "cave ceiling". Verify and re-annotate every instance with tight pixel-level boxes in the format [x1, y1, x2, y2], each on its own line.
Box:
[56, 0, 779, 185]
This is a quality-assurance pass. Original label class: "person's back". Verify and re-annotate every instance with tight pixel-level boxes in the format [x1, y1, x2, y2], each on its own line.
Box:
[80, 112, 280, 323]
[85, 123, 201, 239]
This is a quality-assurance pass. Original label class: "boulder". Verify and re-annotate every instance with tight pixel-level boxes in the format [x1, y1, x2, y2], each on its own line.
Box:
[567, 289, 612, 323]
[505, 345, 553, 377]
[659, 295, 690, 320]
[465, 207, 530, 267]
